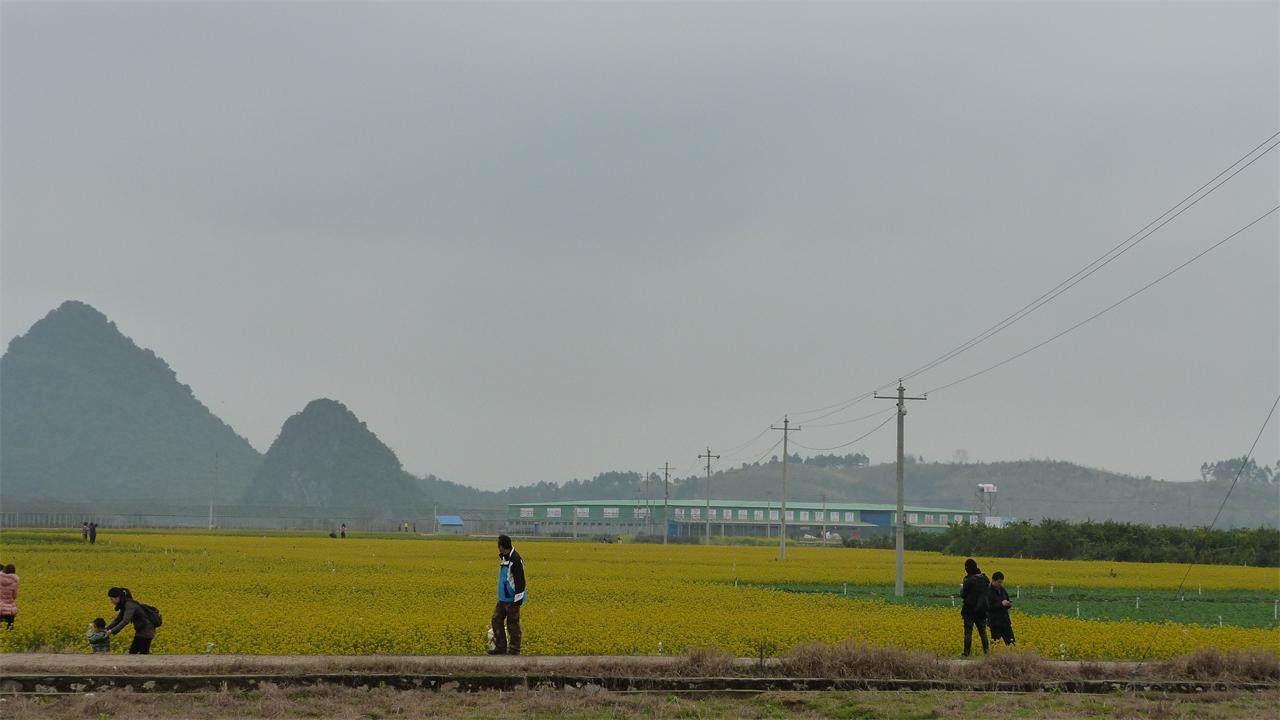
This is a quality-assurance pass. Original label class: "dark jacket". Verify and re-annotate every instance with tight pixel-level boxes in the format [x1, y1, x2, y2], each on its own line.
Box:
[106, 599, 156, 639]
[960, 572, 990, 618]
[988, 584, 1012, 624]
[497, 548, 526, 604]
[87, 628, 111, 653]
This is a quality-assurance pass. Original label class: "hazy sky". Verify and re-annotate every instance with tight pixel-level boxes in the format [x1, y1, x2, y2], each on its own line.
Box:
[3, 2, 1277, 491]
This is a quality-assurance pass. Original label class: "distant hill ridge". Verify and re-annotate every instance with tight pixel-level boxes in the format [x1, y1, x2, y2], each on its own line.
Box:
[0, 301, 262, 505]
[2, 301, 1274, 528]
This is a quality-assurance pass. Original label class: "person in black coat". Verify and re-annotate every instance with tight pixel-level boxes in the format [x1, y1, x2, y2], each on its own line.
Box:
[959, 558, 990, 656]
[987, 571, 1015, 646]
[105, 587, 156, 654]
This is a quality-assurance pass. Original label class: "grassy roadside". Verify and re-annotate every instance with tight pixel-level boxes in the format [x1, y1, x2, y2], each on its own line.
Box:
[4, 687, 1277, 720]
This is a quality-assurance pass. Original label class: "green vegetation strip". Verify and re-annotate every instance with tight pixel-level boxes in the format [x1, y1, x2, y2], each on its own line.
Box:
[766, 584, 1280, 629]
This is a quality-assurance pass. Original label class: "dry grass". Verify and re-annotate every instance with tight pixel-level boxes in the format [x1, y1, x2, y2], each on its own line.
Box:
[3, 687, 1279, 720]
[1154, 648, 1280, 683]
[779, 641, 946, 680]
[956, 648, 1063, 682]
[673, 645, 737, 677]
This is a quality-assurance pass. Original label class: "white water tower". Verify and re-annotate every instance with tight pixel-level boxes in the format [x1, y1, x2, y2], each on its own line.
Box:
[975, 483, 998, 521]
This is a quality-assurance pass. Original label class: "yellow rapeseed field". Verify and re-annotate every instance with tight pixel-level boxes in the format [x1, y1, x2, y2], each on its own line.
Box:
[0, 531, 1275, 658]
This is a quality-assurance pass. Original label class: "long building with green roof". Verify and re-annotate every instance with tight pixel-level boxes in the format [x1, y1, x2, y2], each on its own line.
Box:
[505, 498, 976, 539]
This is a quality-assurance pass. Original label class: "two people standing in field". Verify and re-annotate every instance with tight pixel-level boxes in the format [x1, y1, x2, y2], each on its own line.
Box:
[960, 559, 1016, 656]
[488, 534, 526, 655]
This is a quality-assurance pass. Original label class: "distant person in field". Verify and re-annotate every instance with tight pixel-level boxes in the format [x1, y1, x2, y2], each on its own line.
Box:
[987, 571, 1015, 646]
[959, 558, 990, 657]
[89, 522, 98, 545]
[105, 587, 158, 654]
[0, 564, 19, 629]
[87, 617, 111, 653]
[340, 523, 347, 539]
[83, 522, 90, 541]
[489, 534, 526, 655]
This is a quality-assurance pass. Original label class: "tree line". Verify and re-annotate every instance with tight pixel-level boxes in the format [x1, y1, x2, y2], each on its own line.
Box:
[846, 518, 1278, 567]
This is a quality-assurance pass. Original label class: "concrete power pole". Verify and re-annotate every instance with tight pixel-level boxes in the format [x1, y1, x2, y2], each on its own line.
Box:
[208, 452, 219, 530]
[875, 382, 927, 597]
[661, 462, 671, 545]
[770, 417, 800, 561]
[699, 448, 719, 545]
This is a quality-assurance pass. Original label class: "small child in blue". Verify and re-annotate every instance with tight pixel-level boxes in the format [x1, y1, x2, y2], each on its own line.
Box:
[87, 617, 110, 653]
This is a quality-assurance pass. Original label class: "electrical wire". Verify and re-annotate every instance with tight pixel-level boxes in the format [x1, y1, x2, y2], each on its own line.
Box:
[898, 134, 1280, 385]
[782, 131, 1280, 423]
[1130, 392, 1280, 676]
[924, 204, 1280, 395]
[788, 411, 898, 453]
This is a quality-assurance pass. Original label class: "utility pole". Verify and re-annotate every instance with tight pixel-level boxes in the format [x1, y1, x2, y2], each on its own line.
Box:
[875, 382, 927, 597]
[209, 452, 219, 530]
[661, 462, 671, 545]
[770, 417, 800, 560]
[699, 448, 719, 545]
[821, 492, 827, 545]
[644, 471, 652, 536]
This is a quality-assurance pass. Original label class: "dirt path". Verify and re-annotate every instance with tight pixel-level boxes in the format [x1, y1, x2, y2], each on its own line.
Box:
[0, 652, 1143, 675]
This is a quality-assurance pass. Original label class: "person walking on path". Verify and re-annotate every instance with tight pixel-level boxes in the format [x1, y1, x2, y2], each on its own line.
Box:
[105, 587, 157, 654]
[959, 558, 990, 657]
[0, 564, 20, 629]
[489, 534, 526, 655]
[987, 571, 1015, 646]
[89, 523, 98, 545]
[82, 522, 90, 541]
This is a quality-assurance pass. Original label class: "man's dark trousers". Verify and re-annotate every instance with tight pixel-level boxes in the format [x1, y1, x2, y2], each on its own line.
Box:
[963, 615, 989, 656]
[989, 620, 1015, 646]
[491, 601, 521, 654]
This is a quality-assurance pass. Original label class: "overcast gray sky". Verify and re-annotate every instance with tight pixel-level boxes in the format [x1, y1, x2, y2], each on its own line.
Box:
[3, 2, 1277, 491]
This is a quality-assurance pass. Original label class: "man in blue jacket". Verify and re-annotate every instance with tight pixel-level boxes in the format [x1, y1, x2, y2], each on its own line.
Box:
[489, 534, 526, 655]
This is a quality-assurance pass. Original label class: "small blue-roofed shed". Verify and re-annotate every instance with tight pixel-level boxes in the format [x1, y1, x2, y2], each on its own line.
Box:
[435, 515, 465, 534]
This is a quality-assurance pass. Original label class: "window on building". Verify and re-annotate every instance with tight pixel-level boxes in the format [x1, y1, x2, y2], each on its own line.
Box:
[690, 508, 701, 520]
[753, 510, 764, 520]
[799, 511, 810, 522]
[970, 515, 979, 524]
[708, 508, 717, 520]
[575, 507, 590, 518]
[925, 514, 934, 524]
[908, 513, 919, 524]
[770, 510, 779, 521]
[633, 507, 649, 518]
[737, 509, 748, 520]
[675, 508, 686, 519]
[546, 507, 562, 518]
[603, 507, 620, 519]
[785, 511, 794, 521]
[519, 507, 534, 518]
[844, 511, 856, 522]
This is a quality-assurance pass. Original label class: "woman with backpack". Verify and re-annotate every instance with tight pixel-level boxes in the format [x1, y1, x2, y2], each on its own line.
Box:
[105, 587, 159, 654]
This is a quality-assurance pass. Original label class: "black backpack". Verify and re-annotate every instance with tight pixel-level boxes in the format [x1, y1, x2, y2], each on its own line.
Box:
[139, 602, 163, 628]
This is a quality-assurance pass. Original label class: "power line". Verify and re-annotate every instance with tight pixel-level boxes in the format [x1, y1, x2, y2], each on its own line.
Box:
[783, 131, 1280, 424]
[1131, 392, 1280, 676]
[898, 133, 1280, 385]
[807, 407, 901, 429]
[789, 411, 897, 453]
[924, 204, 1279, 395]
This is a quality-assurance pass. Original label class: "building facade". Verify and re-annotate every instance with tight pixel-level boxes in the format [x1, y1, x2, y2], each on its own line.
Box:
[505, 499, 977, 538]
